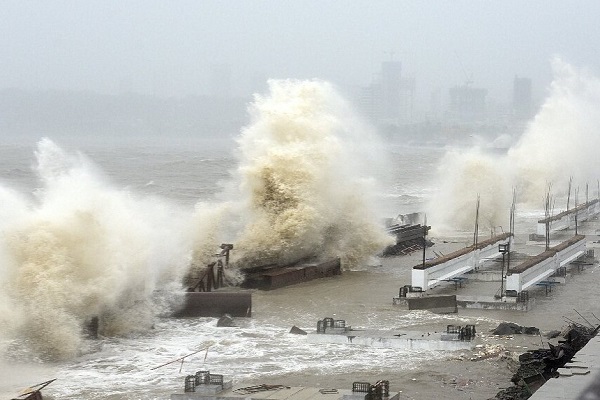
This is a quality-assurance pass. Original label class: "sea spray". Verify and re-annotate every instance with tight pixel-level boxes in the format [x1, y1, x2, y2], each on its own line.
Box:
[428, 59, 600, 231]
[0, 139, 192, 360]
[508, 58, 600, 203]
[427, 148, 511, 233]
[226, 79, 393, 269]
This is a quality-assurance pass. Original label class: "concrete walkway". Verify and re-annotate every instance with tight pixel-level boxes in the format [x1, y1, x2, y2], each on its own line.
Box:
[530, 333, 600, 399]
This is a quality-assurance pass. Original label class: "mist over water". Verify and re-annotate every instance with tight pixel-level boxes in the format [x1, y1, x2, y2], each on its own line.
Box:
[429, 59, 600, 232]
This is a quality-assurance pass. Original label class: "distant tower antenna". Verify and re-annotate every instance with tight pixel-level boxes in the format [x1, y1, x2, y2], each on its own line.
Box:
[454, 51, 473, 87]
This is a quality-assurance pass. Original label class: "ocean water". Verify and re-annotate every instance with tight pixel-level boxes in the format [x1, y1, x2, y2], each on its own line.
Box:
[3, 68, 600, 399]
[2, 136, 599, 400]
[0, 137, 476, 397]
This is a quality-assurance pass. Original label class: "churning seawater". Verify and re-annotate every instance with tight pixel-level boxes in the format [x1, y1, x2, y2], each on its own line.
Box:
[4, 66, 600, 399]
[0, 137, 457, 399]
[2, 136, 599, 400]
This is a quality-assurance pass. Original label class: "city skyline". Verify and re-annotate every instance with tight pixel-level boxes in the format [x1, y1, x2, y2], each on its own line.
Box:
[2, 1, 599, 106]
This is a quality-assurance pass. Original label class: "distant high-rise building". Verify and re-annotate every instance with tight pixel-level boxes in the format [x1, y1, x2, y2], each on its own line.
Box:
[359, 82, 383, 122]
[399, 77, 415, 122]
[429, 88, 442, 118]
[380, 61, 402, 121]
[358, 60, 414, 125]
[513, 76, 532, 120]
[448, 84, 487, 121]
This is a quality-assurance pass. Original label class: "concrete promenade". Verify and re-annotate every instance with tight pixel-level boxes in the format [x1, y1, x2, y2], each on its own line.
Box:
[530, 333, 600, 399]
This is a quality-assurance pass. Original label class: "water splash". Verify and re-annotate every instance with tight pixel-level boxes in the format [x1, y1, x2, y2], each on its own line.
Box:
[429, 59, 600, 231]
[0, 80, 393, 360]
[0, 139, 191, 360]
[226, 79, 393, 269]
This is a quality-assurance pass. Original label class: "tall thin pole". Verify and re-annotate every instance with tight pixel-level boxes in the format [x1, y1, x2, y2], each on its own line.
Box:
[575, 188, 579, 235]
[545, 185, 552, 251]
[567, 176, 572, 211]
[473, 195, 480, 247]
[500, 252, 505, 298]
[586, 183, 589, 205]
[509, 188, 516, 273]
[422, 214, 427, 268]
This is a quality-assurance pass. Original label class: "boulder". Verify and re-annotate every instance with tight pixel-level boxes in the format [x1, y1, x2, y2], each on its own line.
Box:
[492, 322, 539, 335]
[216, 314, 236, 327]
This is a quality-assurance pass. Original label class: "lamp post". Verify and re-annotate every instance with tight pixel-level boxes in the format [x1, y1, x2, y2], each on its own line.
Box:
[498, 243, 510, 299]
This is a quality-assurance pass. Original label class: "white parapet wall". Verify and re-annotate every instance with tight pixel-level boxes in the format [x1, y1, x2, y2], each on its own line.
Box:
[506, 251, 556, 293]
[412, 233, 511, 291]
[536, 199, 600, 235]
[506, 235, 586, 294]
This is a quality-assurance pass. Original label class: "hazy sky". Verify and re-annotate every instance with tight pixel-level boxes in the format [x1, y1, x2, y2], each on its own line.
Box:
[2, 1, 599, 103]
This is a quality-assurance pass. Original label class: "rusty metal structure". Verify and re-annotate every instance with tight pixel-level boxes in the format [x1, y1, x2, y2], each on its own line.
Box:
[174, 244, 252, 318]
[187, 244, 233, 292]
[240, 258, 341, 290]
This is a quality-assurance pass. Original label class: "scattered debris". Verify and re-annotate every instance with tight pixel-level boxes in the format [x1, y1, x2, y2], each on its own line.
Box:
[11, 379, 55, 400]
[171, 371, 400, 400]
[492, 322, 599, 399]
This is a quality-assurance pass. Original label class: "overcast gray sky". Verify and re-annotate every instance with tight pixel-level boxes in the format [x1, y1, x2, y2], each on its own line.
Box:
[2, 1, 599, 103]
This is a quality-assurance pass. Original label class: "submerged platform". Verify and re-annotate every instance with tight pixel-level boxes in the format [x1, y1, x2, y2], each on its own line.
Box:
[171, 372, 399, 400]
[307, 329, 475, 351]
[456, 295, 534, 311]
[305, 317, 476, 351]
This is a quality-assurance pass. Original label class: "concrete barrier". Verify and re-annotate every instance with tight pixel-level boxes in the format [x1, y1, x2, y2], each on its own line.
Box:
[172, 291, 252, 318]
[405, 295, 457, 313]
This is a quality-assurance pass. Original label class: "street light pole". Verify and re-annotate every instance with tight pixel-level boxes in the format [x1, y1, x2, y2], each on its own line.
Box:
[498, 243, 510, 299]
